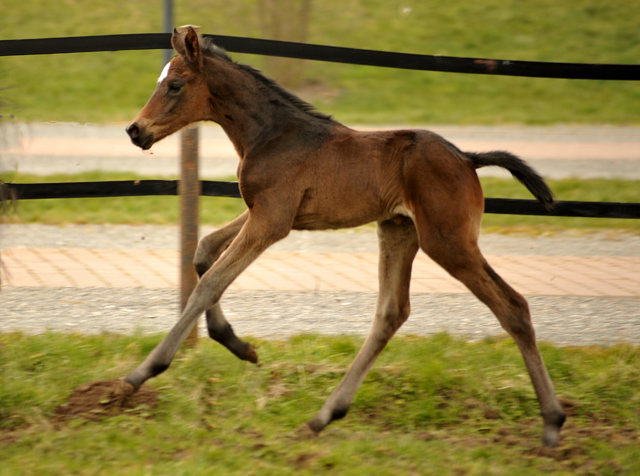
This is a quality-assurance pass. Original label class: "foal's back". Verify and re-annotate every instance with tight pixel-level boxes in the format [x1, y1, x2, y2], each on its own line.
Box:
[287, 125, 482, 232]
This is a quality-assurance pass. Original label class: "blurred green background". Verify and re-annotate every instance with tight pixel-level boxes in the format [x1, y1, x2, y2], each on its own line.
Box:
[1, 0, 639, 125]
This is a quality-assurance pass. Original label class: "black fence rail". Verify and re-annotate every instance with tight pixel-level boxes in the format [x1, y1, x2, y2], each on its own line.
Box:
[1, 33, 640, 80]
[2, 181, 639, 220]
[1, 180, 241, 200]
[1, 32, 638, 220]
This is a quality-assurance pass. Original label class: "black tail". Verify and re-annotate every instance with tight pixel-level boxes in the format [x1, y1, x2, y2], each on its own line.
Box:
[465, 150, 555, 211]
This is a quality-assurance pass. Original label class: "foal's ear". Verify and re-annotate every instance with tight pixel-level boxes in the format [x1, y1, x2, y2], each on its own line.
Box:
[183, 27, 202, 69]
[171, 28, 186, 56]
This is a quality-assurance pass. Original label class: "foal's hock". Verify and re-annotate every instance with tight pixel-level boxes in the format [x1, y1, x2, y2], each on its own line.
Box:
[124, 27, 565, 447]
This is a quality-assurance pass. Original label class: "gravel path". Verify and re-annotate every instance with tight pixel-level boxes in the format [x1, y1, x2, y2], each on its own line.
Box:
[2, 224, 639, 346]
[1, 287, 638, 347]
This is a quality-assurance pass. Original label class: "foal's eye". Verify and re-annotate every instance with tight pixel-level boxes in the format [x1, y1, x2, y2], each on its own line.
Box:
[168, 82, 182, 94]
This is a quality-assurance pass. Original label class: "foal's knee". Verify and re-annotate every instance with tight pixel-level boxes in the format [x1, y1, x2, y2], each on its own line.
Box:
[193, 249, 213, 277]
[193, 234, 231, 277]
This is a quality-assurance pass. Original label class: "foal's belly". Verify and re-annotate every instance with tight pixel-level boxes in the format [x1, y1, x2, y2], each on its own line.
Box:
[292, 213, 377, 231]
[291, 185, 400, 231]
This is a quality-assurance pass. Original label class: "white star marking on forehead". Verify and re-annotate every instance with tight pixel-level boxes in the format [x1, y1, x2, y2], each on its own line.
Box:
[158, 62, 172, 84]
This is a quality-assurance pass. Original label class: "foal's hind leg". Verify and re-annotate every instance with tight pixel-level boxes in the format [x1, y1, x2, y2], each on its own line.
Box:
[192, 211, 257, 363]
[306, 217, 419, 434]
[415, 219, 565, 447]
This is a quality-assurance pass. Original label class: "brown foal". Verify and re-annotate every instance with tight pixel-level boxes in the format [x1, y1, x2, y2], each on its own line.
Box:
[125, 27, 565, 446]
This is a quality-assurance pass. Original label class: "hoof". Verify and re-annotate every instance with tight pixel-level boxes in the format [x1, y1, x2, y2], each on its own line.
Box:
[113, 379, 138, 398]
[542, 430, 559, 448]
[542, 410, 566, 447]
[295, 422, 319, 440]
[542, 424, 562, 448]
[245, 344, 259, 364]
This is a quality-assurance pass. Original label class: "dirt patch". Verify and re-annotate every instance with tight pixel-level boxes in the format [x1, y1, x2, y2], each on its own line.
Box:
[54, 378, 159, 422]
[290, 451, 329, 470]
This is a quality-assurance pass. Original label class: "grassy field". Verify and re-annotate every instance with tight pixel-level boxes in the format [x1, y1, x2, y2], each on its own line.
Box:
[0, 0, 639, 124]
[0, 331, 638, 475]
[2, 172, 639, 233]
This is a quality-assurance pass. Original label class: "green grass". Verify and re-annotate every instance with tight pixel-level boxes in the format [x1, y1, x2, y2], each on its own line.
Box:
[1, 0, 639, 124]
[1, 332, 639, 475]
[2, 172, 639, 233]
[0, 171, 247, 226]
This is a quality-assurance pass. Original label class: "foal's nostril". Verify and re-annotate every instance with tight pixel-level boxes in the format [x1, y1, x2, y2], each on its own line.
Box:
[126, 123, 140, 140]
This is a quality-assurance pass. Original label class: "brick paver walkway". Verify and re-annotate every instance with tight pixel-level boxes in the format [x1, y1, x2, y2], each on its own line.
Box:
[3, 247, 639, 298]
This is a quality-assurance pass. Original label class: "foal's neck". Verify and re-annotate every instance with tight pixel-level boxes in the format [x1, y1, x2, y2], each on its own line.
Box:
[204, 59, 336, 160]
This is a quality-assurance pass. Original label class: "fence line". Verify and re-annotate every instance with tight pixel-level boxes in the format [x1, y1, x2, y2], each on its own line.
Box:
[1, 33, 639, 80]
[1, 32, 638, 220]
[2, 181, 639, 220]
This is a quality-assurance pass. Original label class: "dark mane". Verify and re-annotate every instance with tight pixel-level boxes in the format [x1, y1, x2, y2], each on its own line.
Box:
[201, 37, 335, 123]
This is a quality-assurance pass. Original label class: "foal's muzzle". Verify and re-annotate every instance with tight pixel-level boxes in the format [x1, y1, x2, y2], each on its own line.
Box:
[126, 122, 154, 150]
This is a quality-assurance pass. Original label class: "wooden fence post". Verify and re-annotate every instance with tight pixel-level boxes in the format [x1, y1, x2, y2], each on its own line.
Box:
[178, 25, 201, 347]
[180, 123, 200, 347]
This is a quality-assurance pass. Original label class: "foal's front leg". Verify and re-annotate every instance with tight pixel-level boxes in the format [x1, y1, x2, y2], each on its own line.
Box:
[123, 212, 288, 390]
[306, 217, 419, 434]
[193, 212, 257, 362]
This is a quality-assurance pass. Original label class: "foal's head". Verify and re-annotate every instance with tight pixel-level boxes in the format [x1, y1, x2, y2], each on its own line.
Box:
[127, 27, 211, 150]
